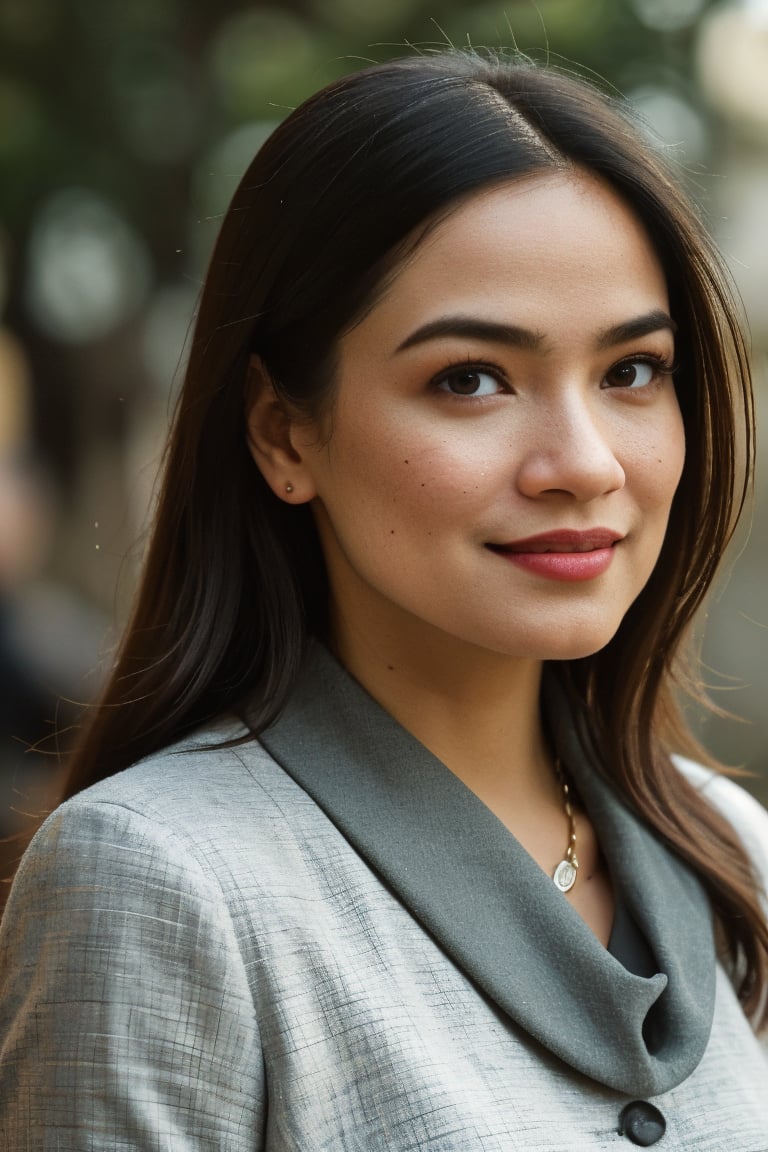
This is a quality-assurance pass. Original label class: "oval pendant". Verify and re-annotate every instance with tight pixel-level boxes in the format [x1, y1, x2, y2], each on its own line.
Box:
[553, 858, 578, 893]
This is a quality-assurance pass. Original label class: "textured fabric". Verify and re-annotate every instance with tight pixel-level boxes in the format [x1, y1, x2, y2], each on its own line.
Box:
[607, 894, 658, 978]
[258, 645, 716, 1096]
[0, 653, 766, 1148]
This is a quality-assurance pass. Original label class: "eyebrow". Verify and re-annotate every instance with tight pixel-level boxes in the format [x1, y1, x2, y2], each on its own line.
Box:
[393, 308, 677, 355]
[596, 310, 678, 349]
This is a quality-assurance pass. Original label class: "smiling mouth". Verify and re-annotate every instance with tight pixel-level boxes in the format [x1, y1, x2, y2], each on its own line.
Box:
[486, 531, 623, 582]
[488, 529, 623, 555]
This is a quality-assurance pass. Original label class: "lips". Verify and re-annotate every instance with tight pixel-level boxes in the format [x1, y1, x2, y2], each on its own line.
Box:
[487, 529, 624, 582]
[488, 529, 623, 555]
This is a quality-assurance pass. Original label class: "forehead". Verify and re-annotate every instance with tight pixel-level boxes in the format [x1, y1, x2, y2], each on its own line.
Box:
[355, 170, 669, 348]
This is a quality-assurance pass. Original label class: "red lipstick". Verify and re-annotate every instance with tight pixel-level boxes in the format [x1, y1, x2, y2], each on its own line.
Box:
[488, 529, 622, 582]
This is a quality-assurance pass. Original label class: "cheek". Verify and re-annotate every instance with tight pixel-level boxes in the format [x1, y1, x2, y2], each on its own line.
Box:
[327, 411, 491, 524]
[659, 418, 686, 506]
[628, 407, 686, 514]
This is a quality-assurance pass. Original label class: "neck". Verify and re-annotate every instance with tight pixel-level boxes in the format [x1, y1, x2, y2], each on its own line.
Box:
[326, 604, 610, 931]
[329, 605, 553, 808]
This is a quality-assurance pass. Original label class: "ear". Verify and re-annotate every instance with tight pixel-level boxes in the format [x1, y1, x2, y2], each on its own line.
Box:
[245, 356, 318, 503]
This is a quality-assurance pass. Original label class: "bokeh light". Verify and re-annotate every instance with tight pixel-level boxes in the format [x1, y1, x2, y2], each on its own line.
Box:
[25, 188, 152, 344]
[209, 8, 328, 117]
[697, 0, 768, 132]
[140, 281, 198, 394]
[630, 0, 706, 32]
[109, 42, 202, 166]
[190, 120, 278, 273]
[628, 85, 709, 162]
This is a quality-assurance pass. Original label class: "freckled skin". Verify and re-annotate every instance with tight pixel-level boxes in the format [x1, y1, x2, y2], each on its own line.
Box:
[294, 170, 685, 669]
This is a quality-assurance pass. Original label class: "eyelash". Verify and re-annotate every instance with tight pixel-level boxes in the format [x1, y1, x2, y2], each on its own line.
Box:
[430, 352, 677, 399]
[430, 359, 509, 399]
[602, 353, 678, 391]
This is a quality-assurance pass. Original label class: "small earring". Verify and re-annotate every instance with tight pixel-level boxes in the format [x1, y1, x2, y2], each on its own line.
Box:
[285, 483, 294, 494]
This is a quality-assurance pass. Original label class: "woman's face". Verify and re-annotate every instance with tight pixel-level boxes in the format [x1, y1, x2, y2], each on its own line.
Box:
[290, 170, 685, 664]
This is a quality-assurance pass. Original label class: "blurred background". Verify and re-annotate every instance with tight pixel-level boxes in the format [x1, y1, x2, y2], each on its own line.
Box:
[1, 0, 767, 880]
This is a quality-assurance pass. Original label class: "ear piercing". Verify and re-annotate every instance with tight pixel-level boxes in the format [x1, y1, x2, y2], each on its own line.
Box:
[285, 483, 294, 494]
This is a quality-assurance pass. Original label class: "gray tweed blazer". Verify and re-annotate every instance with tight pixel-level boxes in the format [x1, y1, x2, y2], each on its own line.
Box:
[1, 643, 767, 1149]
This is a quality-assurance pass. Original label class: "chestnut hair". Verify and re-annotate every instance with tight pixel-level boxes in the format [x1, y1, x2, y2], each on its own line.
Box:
[64, 51, 765, 1023]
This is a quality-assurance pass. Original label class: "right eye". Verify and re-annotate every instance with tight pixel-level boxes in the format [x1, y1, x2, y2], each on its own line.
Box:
[434, 366, 505, 397]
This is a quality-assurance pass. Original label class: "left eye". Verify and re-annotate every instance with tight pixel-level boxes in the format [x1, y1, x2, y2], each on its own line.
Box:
[604, 360, 659, 389]
[435, 368, 502, 396]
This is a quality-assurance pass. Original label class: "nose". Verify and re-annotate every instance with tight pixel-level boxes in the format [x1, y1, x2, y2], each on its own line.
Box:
[515, 397, 626, 502]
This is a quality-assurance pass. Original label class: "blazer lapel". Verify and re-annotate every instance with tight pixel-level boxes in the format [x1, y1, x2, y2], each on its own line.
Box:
[257, 642, 716, 1097]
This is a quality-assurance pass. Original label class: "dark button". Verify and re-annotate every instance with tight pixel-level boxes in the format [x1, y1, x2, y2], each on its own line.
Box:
[618, 1101, 666, 1146]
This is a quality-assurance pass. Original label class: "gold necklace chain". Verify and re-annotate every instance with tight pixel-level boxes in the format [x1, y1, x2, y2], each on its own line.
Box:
[552, 759, 579, 893]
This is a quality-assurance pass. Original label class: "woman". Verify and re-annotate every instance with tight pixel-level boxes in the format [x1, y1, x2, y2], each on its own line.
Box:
[1, 50, 766, 1149]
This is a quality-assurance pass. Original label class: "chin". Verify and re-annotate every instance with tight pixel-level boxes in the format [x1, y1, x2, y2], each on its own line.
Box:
[517, 621, 624, 663]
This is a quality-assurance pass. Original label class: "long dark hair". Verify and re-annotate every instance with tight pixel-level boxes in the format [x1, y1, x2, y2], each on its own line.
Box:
[64, 51, 766, 1022]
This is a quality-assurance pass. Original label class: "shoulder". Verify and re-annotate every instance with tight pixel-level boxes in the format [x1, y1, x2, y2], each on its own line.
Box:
[61, 716, 310, 841]
[0, 729, 267, 1143]
[8, 719, 325, 916]
[672, 754, 768, 891]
